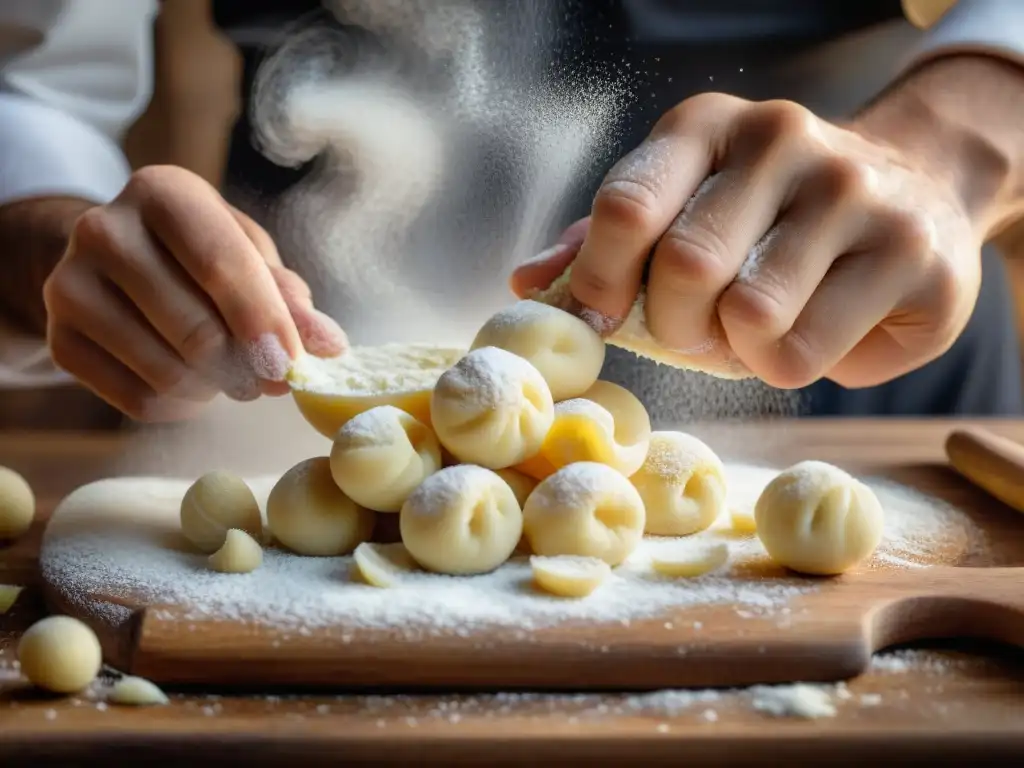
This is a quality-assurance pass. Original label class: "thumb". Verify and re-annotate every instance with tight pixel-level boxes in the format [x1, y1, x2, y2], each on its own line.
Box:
[509, 217, 591, 298]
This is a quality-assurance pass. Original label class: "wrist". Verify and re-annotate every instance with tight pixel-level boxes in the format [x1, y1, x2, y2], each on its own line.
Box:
[851, 55, 1024, 239]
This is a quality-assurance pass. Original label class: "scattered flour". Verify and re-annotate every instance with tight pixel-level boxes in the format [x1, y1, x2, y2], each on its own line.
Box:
[749, 683, 838, 719]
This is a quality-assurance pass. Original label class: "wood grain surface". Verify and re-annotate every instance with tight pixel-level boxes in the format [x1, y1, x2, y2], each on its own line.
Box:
[3, 419, 1024, 765]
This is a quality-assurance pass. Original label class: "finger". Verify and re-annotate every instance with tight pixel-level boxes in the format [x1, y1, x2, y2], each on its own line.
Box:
[127, 168, 303, 379]
[48, 324, 204, 423]
[270, 266, 349, 358]
[510, 217, 591, 297]
[45, 262, 218, 402]
[228, 204, 283, 268]
[718, 157, 876, 376]
[646, 101, 824, 352]
[570, 94, 744, 321]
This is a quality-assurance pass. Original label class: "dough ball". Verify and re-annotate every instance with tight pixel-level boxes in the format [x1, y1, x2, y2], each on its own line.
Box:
[108, 675, 169, 706]
[208, 529, 263, 574]
[519, 381, 651, 480]
[631, 431, 727, 536]
[18, 615, 102, 694]
[180, 471, 263, 554]
[495, 468, 538, 508]
[330, 405, 442, 513]
[650, 541, 730, 577]
[267, 458, 375, 556]
[523, 462, 646, 566]
[352, 542, 420, 587]
[430, 347, 554, 469]
[400, 465, 523, 575]
[754, 460, 884, 576]
[0, 466, 35, 540]
[470, 300, 605, 401]
[531, 555, 610, 598]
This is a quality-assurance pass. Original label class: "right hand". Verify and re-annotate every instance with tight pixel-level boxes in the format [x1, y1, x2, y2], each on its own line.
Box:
[43, 165, 348, 422]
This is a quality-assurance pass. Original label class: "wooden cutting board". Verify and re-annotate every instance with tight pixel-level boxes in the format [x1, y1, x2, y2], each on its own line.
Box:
[38, 463, 1024, 692]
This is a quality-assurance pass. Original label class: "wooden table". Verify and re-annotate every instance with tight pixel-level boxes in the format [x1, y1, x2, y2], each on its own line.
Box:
[2, 420, 1024, 766]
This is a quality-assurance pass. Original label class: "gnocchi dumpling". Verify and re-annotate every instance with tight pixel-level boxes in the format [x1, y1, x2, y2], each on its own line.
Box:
[518, 380, 651, 480]
[470, 300, 606, 401]
[430, 347, 554, 469]
[523, 462, 646, 566]
[630, 431, 727, 536]
[495, 468, 538, 508]
[267, 458, 376, 556]
[330, 405, 442, 512]
[400, 465, 523, 575]
[530, 555, 610, 597]
[754, 460, 884, 576]
[179, 471, 263, 553]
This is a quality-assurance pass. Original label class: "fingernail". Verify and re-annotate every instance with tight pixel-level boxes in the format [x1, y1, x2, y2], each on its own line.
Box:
[245, 333, 292, 382]
[300, 310, 349, 358]
[518, 243, 571, 269]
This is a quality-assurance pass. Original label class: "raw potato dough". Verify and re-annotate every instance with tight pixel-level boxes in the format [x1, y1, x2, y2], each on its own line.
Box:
[109, 675, 170, 706]
[731, 507, 757, 534]
[523, 462, 646, 566]
[531, 555, 610, 597]
[532, 267, 752, 380]
[650, 542, 730, 577]
[519, 381, 652, 480]
[754, 460, 884, 576]
[495, 468, 538, 508]
[400, 465, 523, 575]
[430, 347, 554, 469]
[0, 584, 23, 614]
[18, 615, 102, 694]
[267, 458, 375, 556]
[352, 541, 420, 587]
[631, 431, 727, 536]
[0, 465, 35, 540]
[330, 405, 442, 512]
[471, 300, 606, 401]
[180, 471, 263, 553]
[208, 528, 263, 573]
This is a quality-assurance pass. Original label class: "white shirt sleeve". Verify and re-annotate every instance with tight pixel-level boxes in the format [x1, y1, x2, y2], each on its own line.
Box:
[0, 0, 156, 389]
[903, 0, 1024, 69]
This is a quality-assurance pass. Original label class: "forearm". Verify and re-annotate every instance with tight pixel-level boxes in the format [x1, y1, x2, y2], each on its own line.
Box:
[0, 197, 94, 335]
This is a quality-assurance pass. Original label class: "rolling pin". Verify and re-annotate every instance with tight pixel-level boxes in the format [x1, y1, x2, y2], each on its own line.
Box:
[945, 427, 1024, 514]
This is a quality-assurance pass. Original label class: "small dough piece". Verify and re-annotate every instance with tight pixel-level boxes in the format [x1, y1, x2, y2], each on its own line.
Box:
[400, 465, 523, 575]
[352, 542, 419, 587]
[470, 300, 606, 401]
[431, 347, 555, 469]
[267, 458, 375, 556]
[531, 555, 610, 597]
[495, 468, 538, 508]
[330, 405, 443, 512]
[525, 381, 652, 481]
[523, 462, 646, 566]
[631, 431, 727, 536]
[754, 460, 884, 576]
[0, 584, 23, 614]
[0, 465, 35, 540]
[651, 542, 730, 577]
[109, 675, 170, 706]
[208, 528, 264, 573]
[180, 471, 262, 554]
[18, 615, 102, 694]
[730, 507, 757, 534]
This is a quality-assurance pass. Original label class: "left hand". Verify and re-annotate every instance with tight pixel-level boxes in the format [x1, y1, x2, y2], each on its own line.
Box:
[512, 93, 981, 389]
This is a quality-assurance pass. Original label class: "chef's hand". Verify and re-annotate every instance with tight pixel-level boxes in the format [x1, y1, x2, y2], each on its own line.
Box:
[43, 165, 348, 421]
[513, 57, 1024, 389]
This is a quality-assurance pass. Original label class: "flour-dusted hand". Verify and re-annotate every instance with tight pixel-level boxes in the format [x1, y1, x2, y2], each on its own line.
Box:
[513, 57, 1024, 390]
[43, 165, 348, 421]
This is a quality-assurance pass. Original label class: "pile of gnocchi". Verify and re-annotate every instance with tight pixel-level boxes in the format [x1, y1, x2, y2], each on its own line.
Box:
[180, 300, 885, 597]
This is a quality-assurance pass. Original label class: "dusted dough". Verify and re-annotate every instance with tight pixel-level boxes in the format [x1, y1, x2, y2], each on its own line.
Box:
[471, 300, 605, 401]
[0, 465, 35, 540]
[531, 555, 610, 597]
[430, 346, 554, 469]
[523, 462, 646, 566]
[180, 471, 263, 553]
[400, 465, 523, 575]
[330, 405, 442, 512]
[208, 528, 263, 573]
[495, 468, 538, 508]
[352, 541, 419, 587]
[650, 542, 730, 577]
[631, 431, 727, 536]
[755, 460, 884, 576]
[267, 458, 375, 556]
[109, 675, 170, 706]
[519, 381, 651, 480]
[18, 615, 102, 694]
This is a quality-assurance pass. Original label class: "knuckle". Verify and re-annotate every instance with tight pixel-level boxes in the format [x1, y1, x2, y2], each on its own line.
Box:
[655, 229, 733, 291]
[177, 316, 228, 364]
[123, 165, 173, 201]
[655, 92, 725, 133]
[718, 281, 790, 339]
[879, 208, 935, 253]
[773, 328, 823, 389]
[813, 156, 874, 205]
[71, 205, 118, 253]
[42, 264, 82, 316]
[748, 100, 817, 142]
[593, 179, 663, 234]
